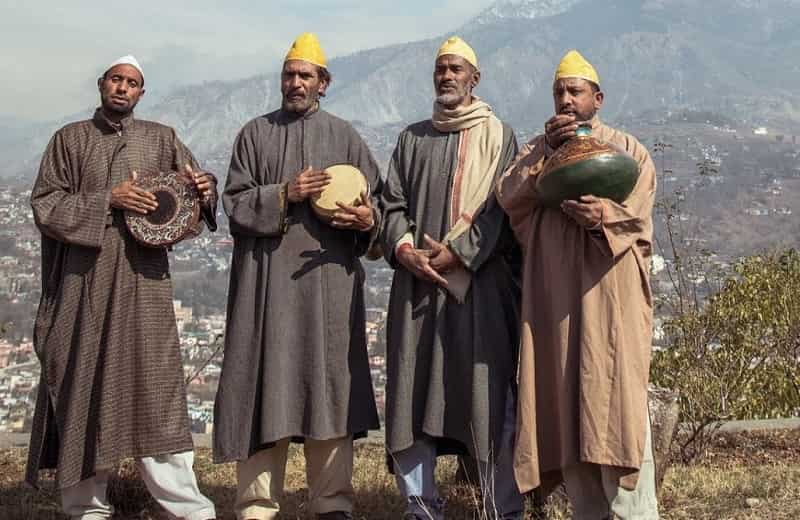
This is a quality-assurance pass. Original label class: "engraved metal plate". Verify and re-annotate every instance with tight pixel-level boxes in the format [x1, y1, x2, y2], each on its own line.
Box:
[124, 171, 200, 248]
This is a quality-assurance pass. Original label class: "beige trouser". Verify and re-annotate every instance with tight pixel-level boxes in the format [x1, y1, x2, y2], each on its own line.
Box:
[235, 436, 354, 520]
[562, 417, 659, 520]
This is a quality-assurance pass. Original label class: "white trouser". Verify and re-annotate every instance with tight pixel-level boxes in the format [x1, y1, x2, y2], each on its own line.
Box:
[60, 451, 216, 520]
[392, 386, 524, 519]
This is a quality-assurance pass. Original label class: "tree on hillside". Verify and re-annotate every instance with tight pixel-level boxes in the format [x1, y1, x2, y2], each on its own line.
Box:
[649, 142, 799, 462]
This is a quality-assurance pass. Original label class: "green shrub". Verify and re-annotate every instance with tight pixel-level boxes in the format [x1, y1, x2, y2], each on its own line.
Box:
[651, 250, 800, 462]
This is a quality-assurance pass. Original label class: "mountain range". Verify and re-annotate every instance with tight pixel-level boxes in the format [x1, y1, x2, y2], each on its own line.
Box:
[2, 0, 800, 178]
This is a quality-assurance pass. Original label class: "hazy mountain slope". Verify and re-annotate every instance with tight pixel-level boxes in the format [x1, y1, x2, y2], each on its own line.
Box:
[3, 0, 799, 178]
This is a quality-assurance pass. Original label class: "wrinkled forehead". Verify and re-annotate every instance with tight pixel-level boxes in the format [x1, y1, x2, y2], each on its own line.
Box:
[104, 64, 143, 84]
[434, 54, 472, 70]
[282, 59, 320, 76]
[552, 77, 594, 92]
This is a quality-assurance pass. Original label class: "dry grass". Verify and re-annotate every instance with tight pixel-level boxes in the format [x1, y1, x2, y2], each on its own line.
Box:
[1, 429, 798, 519]
[658, 429, 800, 520]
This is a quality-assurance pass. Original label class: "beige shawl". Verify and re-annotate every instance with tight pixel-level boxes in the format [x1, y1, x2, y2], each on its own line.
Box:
[431, 98, 504, 301]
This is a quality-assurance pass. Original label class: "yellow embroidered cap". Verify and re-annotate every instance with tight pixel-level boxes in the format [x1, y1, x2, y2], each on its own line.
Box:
[554, 50, 599, 86]
[285, 32, 327, 68]
[436, 36, 478, 70]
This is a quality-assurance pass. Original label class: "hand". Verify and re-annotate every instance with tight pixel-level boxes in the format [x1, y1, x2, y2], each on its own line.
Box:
[423, 234, 462, 274]
[110, 171, 158, 214]
[561, 195, 605, 228]
[396, 243, 449, 288]
[287, 166, 331, 203]
[331, 191, 374, 232]
[182, 164, 215, 205]
[544, 113, 579, 149]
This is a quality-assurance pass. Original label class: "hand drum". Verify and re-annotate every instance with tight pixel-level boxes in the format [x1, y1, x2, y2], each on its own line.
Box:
[310, 164, 369, 223]
[124, 170, 201, 247]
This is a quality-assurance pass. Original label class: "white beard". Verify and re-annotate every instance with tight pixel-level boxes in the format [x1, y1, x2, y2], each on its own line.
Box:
[436, 91, 468, 107]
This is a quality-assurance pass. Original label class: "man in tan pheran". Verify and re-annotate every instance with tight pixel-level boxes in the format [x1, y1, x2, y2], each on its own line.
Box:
[496, 50, 659, 519]
[26, 55, 217, 520]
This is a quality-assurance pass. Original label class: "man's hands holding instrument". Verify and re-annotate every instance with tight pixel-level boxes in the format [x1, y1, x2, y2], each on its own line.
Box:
[111, 171, 156, 214]
[182, 164, 215, 206]
[111, 165, 215, 215]
[331, 191, 374, 232]
[561, 195, 605, 229]
[287, 166, 331, 203]
[544, 113, 579, 150]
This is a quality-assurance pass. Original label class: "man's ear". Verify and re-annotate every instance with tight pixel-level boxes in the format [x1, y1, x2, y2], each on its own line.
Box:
[594, 90, 604, 110]
[472, 70, 481, 90]
[97, 77, 103, 91]
[318, 80, 328, 97]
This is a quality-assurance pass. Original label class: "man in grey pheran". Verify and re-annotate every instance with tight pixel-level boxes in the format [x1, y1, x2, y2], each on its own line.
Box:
[380, 36, 524, 520]
[213, 33, 381, 520]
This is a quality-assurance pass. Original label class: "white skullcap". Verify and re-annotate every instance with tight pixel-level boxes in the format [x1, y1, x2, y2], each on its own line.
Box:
[105, 55, 144, 80]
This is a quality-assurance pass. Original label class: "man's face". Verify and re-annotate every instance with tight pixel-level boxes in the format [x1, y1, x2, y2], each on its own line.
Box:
[552, 77, 603, 122]
[98, 64, 145, 116]
[433, 55, 479, 109]
[281, 60, 328, 114]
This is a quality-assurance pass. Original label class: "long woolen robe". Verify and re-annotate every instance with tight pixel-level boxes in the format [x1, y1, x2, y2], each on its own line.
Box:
[381, 119, 521, 463]
[496, 117, 656, 493]
[26, 109, 217, 489]
[213, 108, 381, 463]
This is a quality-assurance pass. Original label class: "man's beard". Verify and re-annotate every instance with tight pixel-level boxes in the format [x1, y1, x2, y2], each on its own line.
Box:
[435, 83, 470, 108]
[559, 106, 597, 123]
[283, 91, 319, 114]
[101, 95, 136, 115]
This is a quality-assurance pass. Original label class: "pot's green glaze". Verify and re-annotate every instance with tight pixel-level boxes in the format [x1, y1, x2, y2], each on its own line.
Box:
[537, 151, 639, 207]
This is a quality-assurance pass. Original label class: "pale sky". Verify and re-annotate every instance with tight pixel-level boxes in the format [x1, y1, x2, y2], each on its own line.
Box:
[0, 1, 492, 122]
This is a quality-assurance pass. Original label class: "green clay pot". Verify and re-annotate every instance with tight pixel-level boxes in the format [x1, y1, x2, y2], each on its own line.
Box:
[537, 127, 640, 207]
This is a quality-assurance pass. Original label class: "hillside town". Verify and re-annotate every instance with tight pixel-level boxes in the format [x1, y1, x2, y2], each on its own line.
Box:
[0, 176, 395, 434]
[1, 119, 799, 435]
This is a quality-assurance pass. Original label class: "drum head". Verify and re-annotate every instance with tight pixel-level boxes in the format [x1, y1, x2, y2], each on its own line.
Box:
[124, 171, 200, 247]
[311, 164, 369, 222]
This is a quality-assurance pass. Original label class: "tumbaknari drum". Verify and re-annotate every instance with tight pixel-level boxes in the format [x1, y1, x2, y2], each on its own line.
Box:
[124, 170, 201, 247]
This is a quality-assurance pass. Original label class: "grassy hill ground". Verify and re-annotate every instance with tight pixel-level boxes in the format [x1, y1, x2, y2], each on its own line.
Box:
[1, 429, 798, 519]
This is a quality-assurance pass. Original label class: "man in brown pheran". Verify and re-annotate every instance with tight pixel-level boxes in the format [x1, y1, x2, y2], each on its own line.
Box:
[496, 50, 659, 519]
[26, 55, 218, 520]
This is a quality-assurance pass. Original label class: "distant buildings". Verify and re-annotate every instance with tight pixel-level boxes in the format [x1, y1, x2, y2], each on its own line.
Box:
[174, 300, 193, 334]
[3, 117, 800, 432]
[0, 340, 11, 369]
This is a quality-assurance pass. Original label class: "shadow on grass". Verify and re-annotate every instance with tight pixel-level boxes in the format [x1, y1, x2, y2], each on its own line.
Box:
[5, 430, 800, 519]
[0, 470, 550, 520]
[0, 479, 62, 520]
[0, 446, 560, 520]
